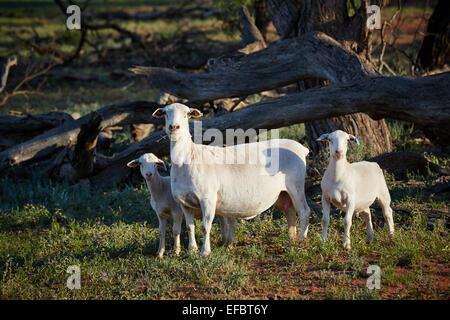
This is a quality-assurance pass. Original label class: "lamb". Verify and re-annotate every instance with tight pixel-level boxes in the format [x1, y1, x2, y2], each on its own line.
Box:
[317, 130, 394, 250]
[152, 103, 311, 256]
[127, 153, 237, 258]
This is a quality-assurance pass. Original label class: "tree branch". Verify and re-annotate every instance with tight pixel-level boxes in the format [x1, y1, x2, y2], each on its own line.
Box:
[129, 32, 378, 102]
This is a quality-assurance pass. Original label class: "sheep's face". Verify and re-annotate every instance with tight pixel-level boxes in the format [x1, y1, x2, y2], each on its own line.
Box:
[152, 103, 202, 142]
[316, 130, 359, 161]
[126, 153, 166, 180]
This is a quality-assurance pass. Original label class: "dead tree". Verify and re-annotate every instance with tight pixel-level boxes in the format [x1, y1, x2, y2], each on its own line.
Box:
[266, 0, 393, 157]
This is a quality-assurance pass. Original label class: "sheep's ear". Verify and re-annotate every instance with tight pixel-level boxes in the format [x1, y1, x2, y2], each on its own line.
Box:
[316, 133, 330, 142]
[127, 159, 141, 167]
[152, 108, 166, 118]
[188, 108, 203, 118]
[349, 135, 360, 145]
[155, 160, 167, 171]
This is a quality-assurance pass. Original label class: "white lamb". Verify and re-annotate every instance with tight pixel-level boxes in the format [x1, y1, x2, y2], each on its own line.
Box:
[127, 153, 236, 258]
[317, 130, 394, 250]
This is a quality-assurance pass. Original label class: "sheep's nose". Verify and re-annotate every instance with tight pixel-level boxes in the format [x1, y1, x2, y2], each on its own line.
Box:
[169, 124, 180, 131]
[335, 150, 343, 157]
[146, 173, 152, 179]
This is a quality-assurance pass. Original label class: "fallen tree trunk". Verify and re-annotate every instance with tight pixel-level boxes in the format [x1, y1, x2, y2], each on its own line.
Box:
[0, 111, 74, 148]
[68, 112, 103, 182]
[130, 31, 377, 101]
[367, 151, 450, 179]
[0, 101, 161, 171]
[91, 72, 450, 187]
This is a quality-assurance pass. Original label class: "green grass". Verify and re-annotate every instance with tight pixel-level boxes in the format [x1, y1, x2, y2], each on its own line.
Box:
[0, 165, 448, 299]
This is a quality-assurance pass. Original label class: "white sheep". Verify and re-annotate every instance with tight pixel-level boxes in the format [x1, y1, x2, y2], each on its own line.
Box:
[317, 130, 394, 250]
[152, 103, 311, 256]
[127, 153, 237, 258]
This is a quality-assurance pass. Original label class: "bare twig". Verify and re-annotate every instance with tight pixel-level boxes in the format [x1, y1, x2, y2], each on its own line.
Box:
[378, 0, 402, 73]
[0, 60, 59, 107]
[0, 57, 18, 94]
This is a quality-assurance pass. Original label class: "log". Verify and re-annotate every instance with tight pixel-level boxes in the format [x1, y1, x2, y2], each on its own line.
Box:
[0, 101, 162, 171]
[367, 151, 450, 179]
[129, 31, 377, 101]
[70, 111, 103, 181]
[91, 72, 450, 187]
[0, 111, 74, 148]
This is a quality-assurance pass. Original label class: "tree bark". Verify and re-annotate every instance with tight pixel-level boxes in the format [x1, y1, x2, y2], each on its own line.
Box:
[266, 0, 392, 156]
[239, 5, 267, 54]
[69, 111, 103, 181]
[254, 0, 270, 40]
[416, 0, 450, 71]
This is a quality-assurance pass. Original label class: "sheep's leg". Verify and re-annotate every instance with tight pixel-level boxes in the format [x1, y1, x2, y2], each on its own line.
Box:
[172, 211, 183, 256]
[361, 208, 374, 242]
[285, 207, 297, 240]
[362, 208, 374, 241]
[217, 215, 229, 246]
[291, 190, 311, 241]
[181, 206, 198, 255]
[321, 196, 331, 242]
[227, 218, 237, 246]
[156, 216, 167, 259]
[200, 196, 217, 257]
[378, 196, 394, 236]
[343, 200, 355, 250]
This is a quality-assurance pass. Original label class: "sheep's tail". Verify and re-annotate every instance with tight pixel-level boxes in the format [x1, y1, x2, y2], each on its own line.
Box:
[128, 66, 152, 76]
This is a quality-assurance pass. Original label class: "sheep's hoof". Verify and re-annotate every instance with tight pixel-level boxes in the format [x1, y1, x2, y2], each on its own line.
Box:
[201, 250, 211, 257]
[173, 248, 181, 256]
[344, 243, 351, 251]
[156, 253, 164, 259]
[187, 247, 199, 256]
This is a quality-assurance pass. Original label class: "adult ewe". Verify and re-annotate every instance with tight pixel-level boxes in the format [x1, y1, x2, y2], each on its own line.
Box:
[152, 103, 310, 256]
[317, 130, 394, 250]
[127, 153, 237, 258]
